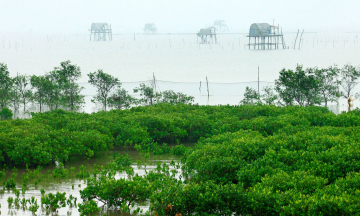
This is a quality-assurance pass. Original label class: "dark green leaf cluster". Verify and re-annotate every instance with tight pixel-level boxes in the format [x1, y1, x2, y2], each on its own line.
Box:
[1, 103, 338, 166]
[0, 110, 112, 166]
[52, 162, 69, 178]
[51, 104, 360, 215]
[41, 191, 67, 213]
[160, 90, 194, 105]
[155, 106, 360, 215]
[0, 107, 13, 120]
[239, 86, 261, 105]
[274, 64, 360, 110]
[78, 200, 100, 216]
[30, 60, 85, 112]
[0, 63, 13, 109]
[170, 144, 188, 155]
[79, 154, 149, 214]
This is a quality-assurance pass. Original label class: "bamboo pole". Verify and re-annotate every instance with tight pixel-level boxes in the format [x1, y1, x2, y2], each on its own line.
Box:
[294, 29, 300, 49]
[206, 77, 210, 105]
[258, 66, 260, 95]
[298, 29, 304, 49]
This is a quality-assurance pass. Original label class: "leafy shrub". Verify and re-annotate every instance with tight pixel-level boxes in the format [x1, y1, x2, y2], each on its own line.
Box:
[29, 197, 39, 213]
[76, 165, 90, 179]
[52, 162, 69, 178]
[78, 200, 100, 216]
[171, 144, 187, 155]
[41, 192, 66, 213]
[0, 107, 12, 120]
[5, 178, 16, 189]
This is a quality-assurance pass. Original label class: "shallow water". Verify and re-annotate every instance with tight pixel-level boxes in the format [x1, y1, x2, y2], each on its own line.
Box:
[1, 32, 360, 115]
[0, 145, 186, 216]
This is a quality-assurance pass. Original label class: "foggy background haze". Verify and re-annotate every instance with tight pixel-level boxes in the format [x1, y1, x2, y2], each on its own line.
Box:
[1, 0, 360, 34]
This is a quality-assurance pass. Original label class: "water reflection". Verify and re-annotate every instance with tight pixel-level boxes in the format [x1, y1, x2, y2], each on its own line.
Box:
[0, 146, 186, 216]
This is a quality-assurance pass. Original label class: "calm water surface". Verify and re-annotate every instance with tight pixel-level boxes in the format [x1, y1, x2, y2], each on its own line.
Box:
[1, 32, 360, 113]
[0, 146, 186, 216]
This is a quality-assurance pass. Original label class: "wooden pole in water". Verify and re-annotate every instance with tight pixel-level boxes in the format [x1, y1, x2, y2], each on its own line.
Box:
[206, 76, 209, 99]
[294, 29, 299, 49]
[153, 72, 156, 93]
[258, 66, 260, 96]
[298, 29, 304, 49]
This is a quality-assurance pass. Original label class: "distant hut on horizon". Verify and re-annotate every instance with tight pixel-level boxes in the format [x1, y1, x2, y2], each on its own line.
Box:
[214, 20, 230, 32]
[89, 23, 112, 41]
[197, 27, 217, 44]
[144, 23, 157, 34]
[247, 23, 286, 49]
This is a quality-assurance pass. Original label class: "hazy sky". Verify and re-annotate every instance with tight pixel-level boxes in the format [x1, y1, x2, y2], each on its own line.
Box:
[1, 0, 360, 34]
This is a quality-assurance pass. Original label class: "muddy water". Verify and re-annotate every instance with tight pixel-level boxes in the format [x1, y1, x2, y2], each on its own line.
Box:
[0, 145, 187, 216]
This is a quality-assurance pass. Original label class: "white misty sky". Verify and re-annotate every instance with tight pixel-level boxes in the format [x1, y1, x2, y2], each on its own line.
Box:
[1, 0, 359, 34]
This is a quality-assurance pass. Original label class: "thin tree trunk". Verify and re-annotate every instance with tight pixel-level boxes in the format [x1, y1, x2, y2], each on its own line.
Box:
[104, 98, 107, 111]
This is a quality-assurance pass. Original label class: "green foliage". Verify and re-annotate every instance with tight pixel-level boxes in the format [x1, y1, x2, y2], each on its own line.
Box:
[340, 63, 360, 99]
[135, 140, 171, 155]
[7, 196, 14, 207]
[30, 75, 50, 112]
[40, 188, 46, 196]
[0, 63, 13, 109]
[37, 64, 85, 112]
[76, 165, 90, 179]
[29, 198, 39, 214]
[177, 111, 360, 215]
[22, 172, 29, 186]
[150, 181, 246, 216]
[15, 75, 33, 113]
[239, 86, 260, 105]
[3, 103, 360, 214]
[67, 194, 77, 206]
[52, 162, 69, 178]
[134, 83, 161, 106]
[41, 191, 67, 213]
[0, 107, 13, 120]
[41, 71, 62, 111]
[275, 64, 322, 106]
[20, 197, 26, 206]
[311, 65, 341, 107]
[108, 88, 137, 110]
[160, 90, 194, 105]
[0, 110, 112, 166]
[170, 144, 188, 155]
[78, 200, 100, 216]
[70, 166, 76, 174]
[0, 103, 342, 166]
[14, 188, 20, 198]
[9, 77, 21, 115]
[109, 153, 132, 171]
[4, 103, 360, 215]
[261, 86, 278, 105]
[340, 63, 360, 111]
[80, 154, 150, 214]
[5, 177, 16, 189]
[88, 69, 120, 111]
[53, 60, 85, 111]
